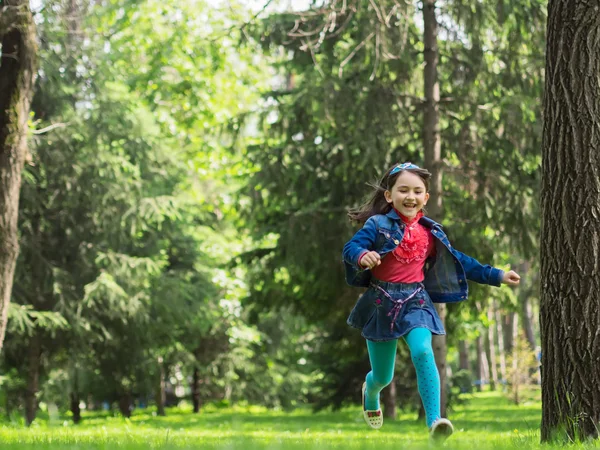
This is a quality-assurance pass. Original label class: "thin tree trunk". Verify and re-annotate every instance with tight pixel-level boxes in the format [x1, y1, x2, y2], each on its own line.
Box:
[70, 365, 81, 424]
[511, 315, 520, 405]
[70, 392, 81, 424]
[24, 336, 41, 425]
[0, 1, 38, 356]
[485, 304, 498, 391]
[458, 340, 470, 371]
[382, 378, 397, 419]
[422, 0, 446, 418]
[503, 313, 516, 353]
[118, 393, 132, 418]
[540, 1, 600, 441]
[475, 335, 485, 392]
[156, 357, 166, 416]
[192, 367, 201, 413]
[495, 308, 507, 385]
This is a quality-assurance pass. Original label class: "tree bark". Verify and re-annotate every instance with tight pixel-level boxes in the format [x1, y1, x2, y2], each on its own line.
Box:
[540, 1, 600, 442]
[382, 378, 397, 419]
[24, 336, 41, 425]
[192, 367, 201, 413]
[0, 1, 38, 355]
[422, 0, 446, 418]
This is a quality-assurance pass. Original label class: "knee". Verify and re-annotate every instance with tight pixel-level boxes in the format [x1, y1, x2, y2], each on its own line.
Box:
[410, 343, 434, 362]
[370, 371, 394, 389]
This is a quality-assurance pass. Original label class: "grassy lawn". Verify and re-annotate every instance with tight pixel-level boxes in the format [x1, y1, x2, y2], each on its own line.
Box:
[0, 389, 597, 449]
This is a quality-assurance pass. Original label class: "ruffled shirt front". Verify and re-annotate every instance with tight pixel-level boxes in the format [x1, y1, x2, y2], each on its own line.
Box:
[371, 210, 435, 283]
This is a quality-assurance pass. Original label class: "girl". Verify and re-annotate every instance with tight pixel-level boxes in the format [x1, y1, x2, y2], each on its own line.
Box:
[342, 162, 520, 440]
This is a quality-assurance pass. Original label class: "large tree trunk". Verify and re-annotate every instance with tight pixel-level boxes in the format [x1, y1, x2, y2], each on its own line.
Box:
[422, 0, 447, 418]
[24, 336, 41, 425]
[0, 1, 38, 355]
[382, 378, 397, 419]
[540, 1, 600, 442]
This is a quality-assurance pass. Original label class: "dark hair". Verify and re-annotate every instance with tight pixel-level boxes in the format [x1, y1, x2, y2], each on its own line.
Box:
[347, 163, 432, 223]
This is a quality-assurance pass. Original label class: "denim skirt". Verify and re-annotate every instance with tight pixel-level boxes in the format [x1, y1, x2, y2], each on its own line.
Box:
[347, 279, 445, 342]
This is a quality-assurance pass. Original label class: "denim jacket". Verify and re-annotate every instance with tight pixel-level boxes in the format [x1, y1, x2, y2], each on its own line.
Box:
[342, 210, 504, 303]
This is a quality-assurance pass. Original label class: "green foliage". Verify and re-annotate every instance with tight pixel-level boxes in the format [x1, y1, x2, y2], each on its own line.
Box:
[0, 392, 554, 449]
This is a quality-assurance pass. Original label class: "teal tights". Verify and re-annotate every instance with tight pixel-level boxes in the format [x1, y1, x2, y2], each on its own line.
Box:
[364, 328, 440, 427]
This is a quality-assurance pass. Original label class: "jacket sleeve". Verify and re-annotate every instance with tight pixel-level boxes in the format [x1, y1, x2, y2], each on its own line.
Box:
[451, 248, 504, 287]
[342, 217, 378, 268]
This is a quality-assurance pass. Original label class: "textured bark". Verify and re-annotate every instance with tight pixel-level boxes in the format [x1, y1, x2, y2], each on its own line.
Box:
[382, 378, 397, 419]
[0, 1, 38, 355]
[540, 0, 600, 442]
[422, 0, 447, 418]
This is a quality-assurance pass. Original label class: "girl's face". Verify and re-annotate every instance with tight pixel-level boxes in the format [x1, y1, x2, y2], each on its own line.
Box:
[384, 171, 429, 219]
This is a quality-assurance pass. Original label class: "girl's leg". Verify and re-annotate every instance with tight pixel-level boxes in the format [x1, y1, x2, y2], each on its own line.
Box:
[364, 339, 398, 410]
[404, 328, 441, 427]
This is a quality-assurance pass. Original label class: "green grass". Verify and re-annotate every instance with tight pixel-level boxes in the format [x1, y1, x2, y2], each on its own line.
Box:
[0, 390, 597, 449]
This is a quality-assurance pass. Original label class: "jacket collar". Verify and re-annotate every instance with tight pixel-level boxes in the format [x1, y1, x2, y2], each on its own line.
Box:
[385, 209, 442, 229]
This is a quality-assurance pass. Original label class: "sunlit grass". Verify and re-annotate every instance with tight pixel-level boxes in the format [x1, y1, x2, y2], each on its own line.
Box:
[0, 389, 598, 449]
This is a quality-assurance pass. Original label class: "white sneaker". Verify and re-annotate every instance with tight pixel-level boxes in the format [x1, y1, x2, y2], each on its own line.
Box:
[429, 418, 454, 441]
[361, 382, 383, 429]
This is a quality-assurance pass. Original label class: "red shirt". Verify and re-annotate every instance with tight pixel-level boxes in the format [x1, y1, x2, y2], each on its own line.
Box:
[370, 211, 435, 283]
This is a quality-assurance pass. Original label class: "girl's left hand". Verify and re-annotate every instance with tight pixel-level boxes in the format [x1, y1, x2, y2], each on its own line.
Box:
[502, 270, 521, 286]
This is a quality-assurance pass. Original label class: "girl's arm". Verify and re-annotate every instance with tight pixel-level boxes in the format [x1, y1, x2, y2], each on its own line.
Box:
[451, 248, 505, 287]
[342, 217, 378, 268]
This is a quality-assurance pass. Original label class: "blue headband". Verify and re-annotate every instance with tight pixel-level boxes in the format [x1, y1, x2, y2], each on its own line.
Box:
[389, 162, 420, 176]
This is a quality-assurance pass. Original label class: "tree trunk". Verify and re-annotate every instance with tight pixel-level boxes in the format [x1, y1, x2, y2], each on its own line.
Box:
[70, 391, 81, 424]
[495, 308, 507, 385]
[458, 340, 470, 371]
[540, 1, 600, 441]
[475, 335, 486, 392]
[503, 312, 516, 353]
[24, 336, 41, 425]
[156, 357, 166, 416]
[485, 304, 498, 391]
[70, 365, 81, 424]
[118, 393, 132, 418]
[0, 1, 38, 356]
[422, 0, 446, 418]
[382, 377, 397, 419]
[520, 293, 537, 352]
[192, 367, 201, 413]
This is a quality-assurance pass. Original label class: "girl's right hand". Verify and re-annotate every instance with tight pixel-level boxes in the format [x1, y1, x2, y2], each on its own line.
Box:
[360, 251, 381, 269]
